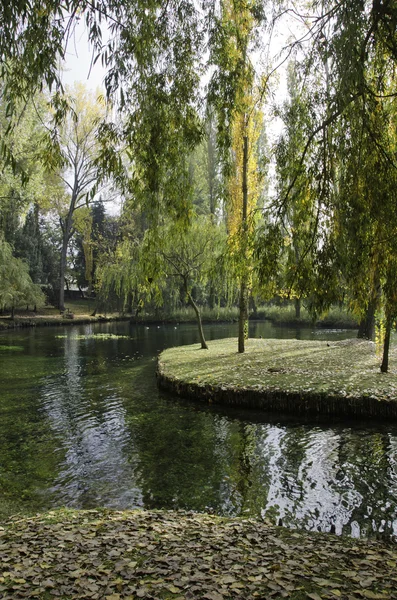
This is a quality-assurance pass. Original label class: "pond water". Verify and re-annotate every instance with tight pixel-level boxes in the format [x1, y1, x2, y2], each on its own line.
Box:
[0, 320, 396, 540]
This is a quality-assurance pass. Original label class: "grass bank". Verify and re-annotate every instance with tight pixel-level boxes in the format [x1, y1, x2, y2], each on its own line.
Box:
[137, 305, 358, 328]
[157, 338, 397, 419]
[0, 302, 358, 330]
[0, 299, 128, 330]
[1, 507, 396, 599]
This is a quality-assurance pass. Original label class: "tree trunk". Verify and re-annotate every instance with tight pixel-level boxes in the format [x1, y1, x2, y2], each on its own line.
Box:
[249, 293, 257, 319]
[294, 298, 301, 320]
[59, 227, 69, 312]
[186, 287, 208, 349]
[357, 297, 377, 340]
[206, 109, 217, 219]
[238, 133, 249, 354]
[208, 283, 216, 310]
[238, 278, 248, 353]
[358, 277, 380, 340]
[381, 316, 392, 373]
[59, 199, 75, 311]
[126, 292, 133, 314]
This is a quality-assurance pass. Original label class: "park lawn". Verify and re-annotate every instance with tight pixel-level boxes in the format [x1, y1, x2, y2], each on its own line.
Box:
[158, 338, 397, 403]
[1, 507, 397, 599]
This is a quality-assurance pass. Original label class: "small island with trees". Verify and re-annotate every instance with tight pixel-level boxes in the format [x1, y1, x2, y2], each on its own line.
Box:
[1, 0, 397, 598]
[158, 338, 397, 419]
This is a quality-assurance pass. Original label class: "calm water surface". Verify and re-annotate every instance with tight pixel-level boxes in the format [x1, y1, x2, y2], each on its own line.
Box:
[0, 320, 396, 540]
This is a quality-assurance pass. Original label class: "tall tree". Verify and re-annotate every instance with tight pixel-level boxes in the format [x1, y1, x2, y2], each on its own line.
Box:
[157, 217, 226, 349]
[54, 83, 106, 311]
[209, 0, 267, 353]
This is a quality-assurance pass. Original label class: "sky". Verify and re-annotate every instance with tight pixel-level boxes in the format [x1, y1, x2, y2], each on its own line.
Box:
[61, 19, 106, 91]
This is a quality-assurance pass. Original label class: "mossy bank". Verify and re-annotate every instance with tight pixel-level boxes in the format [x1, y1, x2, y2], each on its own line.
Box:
[1, 508, 397, 599]
[157, 338, 397, 419]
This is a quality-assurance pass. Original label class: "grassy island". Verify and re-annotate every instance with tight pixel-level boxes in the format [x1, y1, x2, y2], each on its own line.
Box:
[1, 508, 397, 599]
[157, 338, 397, 419]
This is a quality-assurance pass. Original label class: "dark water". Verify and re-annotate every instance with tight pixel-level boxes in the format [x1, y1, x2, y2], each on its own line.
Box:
[0, 320, 396, 540]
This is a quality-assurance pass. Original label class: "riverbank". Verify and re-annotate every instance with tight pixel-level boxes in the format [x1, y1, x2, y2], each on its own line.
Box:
[0, 301, 128, 330]
[0, 303, 358, 330]
[0, 313, 133, 330]
[157, 338, 397, 419]
[1, 508, 396, 599]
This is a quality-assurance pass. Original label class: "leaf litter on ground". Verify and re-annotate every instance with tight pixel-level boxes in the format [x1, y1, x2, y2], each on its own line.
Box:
[0, 508, 397, 599]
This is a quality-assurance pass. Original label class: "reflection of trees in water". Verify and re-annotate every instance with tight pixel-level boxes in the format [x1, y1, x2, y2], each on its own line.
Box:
[0, 353, 61, 518]
[41, 333, 141, 509]
[254, 424, 397, 538]
[260, 426, 365, 534]
[226, 422, 265, 515]
[336, 430, 397, 538]
[3, 322, 397, 538]
[126, 400, 230, 512]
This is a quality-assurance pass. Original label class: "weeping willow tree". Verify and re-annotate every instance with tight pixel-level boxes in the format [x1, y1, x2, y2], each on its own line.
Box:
[0, 236, 45, 317]
[97, 213, 226, 346]
[157, 216, 226, 349]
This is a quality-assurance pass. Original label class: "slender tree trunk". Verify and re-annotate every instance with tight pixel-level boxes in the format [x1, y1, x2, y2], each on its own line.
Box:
[238, 133, 249, 354]
[59, 211, 74, 312]
[127, 292, 133, 314]
[186, 286, 208, 350]
[207, 109, 217, 219]
[238, 279, 248, 353]
[358, 272, 380, 341]
[294, 298, 301, 319]
[208, 283, 216, 310]
[381, 316, 392, 373]
[249, 293, 257, 319]
[59, 233, 67, 311]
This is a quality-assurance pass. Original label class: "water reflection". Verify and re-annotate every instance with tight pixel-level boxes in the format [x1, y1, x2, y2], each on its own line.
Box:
[0, 321, 397, 539]
[41, 330, 142, 509]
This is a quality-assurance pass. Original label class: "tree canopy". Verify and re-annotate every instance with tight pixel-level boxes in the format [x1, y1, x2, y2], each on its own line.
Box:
[3, 0, 397, 368]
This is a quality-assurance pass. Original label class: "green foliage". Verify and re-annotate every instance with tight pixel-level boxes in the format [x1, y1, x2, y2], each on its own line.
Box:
[256, 304, 359, 328]
[0, 94, 51, 242]
[97, 213, 228, 317]
[3, 0, 397, 351]
[0, 236, 45, 311]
